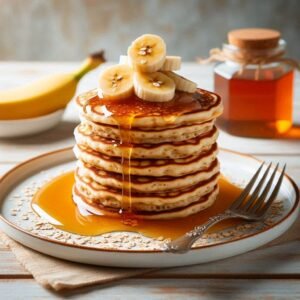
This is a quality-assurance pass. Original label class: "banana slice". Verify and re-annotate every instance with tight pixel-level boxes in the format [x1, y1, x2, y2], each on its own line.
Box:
[99, 64, 134, 100]
[119, 55, 181, 71]
[160, 56, 181, 71]
[163, 71, 197, 93]
[128, 34, 166, 72]
[133, 72, 175, 102]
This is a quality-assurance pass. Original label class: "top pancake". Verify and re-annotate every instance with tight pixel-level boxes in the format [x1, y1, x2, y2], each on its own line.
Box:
[76, 88, 223, 129]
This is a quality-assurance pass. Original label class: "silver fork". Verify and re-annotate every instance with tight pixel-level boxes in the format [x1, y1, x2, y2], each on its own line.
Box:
[165, 162, 286, 254]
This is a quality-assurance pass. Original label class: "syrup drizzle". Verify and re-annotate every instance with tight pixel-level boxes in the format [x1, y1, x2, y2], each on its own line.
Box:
[32, 172, 243, 239]
[114, 115, 136, 224]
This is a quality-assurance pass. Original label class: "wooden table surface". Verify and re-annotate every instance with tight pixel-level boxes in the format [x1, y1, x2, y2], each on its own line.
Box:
[0, 62, 299, 299]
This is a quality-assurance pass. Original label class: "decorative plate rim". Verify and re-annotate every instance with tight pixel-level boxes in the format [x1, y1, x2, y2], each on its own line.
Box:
[0, 146, 299, 254]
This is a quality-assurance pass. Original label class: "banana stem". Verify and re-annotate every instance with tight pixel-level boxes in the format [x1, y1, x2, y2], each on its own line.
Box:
[74, 50, 106, 81]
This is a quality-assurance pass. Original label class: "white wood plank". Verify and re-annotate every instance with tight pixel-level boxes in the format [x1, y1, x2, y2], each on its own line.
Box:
[151, 241, 300, 277]
[0, 279, 299, 299]
[1, 241, 300, 277]
[0, 247, 28, 276]
[219, 131, 300, 155]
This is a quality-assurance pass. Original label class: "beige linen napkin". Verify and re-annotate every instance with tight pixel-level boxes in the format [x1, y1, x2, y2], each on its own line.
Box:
[1, 215, 299, 292]
[0, 231, 153, 291]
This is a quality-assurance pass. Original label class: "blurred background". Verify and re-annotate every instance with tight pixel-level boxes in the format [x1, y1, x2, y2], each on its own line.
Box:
[1, 0, 299, 62]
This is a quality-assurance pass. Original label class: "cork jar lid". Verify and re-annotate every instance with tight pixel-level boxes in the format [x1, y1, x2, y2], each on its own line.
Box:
[228, 28, 280, 50]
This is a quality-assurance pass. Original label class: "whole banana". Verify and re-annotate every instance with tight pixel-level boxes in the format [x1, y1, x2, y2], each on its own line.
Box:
[0, 51, 105, 120]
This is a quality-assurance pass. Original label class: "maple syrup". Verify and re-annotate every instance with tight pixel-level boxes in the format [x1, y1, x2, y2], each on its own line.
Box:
[88, 89, 220, 119]
[32, 171, 243, 239]
[114, 115, 135, 224]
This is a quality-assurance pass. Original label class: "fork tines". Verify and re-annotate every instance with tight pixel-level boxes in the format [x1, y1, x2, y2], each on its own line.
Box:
[230, 162, 286, 217]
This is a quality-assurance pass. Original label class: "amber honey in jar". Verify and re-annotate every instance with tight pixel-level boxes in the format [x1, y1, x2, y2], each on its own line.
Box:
[214, 28, 295, 138]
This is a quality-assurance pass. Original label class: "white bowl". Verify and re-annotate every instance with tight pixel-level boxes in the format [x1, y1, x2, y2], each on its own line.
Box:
[0, 109, 64, 138]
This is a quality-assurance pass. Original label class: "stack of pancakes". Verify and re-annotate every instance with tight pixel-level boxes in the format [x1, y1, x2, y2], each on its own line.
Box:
[73, 88, 223, 220]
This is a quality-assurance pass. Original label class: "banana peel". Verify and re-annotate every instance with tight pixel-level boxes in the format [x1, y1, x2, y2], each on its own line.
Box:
[0, 51, 105, 120]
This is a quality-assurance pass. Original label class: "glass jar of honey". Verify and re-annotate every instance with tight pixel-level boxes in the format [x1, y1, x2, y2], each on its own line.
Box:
[214, 28, 295, 138]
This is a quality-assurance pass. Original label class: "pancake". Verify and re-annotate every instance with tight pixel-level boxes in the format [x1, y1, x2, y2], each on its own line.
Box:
[80, 115, 215, 144]
[76, 159, 220, 192]
[74, 124, 218, 159]
[73, 185, 219, 220]
[73, 143, 218, 177]
[75, 171, 219, 211]
[76, 88, 223, 128]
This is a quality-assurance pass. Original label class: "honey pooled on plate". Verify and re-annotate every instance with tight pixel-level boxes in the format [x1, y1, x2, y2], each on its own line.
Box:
[32, 171, 242, 239]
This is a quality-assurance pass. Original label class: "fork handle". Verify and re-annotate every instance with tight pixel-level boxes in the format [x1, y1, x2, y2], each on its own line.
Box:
[165, 210, 235, 253]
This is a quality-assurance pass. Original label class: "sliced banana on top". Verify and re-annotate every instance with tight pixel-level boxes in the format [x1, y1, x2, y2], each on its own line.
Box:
[119, 55, 181, 72]
[160, 56, 181, 71]
[128, 34, 166, 73]
[99, 64, 134, 100]
[133, 72, 175, 102]
[99, 34, 195, 102]
[163, 71, 197, 93]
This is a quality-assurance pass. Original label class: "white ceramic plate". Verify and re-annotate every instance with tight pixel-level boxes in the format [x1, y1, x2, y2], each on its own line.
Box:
[0, 109, 64, 138]
[0, 148, 298, 268]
